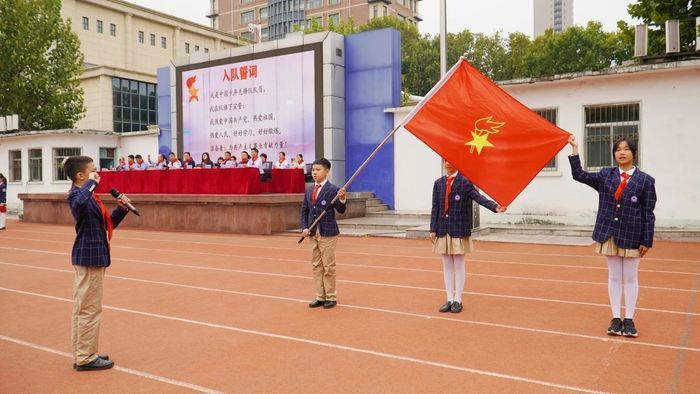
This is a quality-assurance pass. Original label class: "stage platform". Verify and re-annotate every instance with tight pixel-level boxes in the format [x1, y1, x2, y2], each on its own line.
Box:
[18, 193, 368, 235]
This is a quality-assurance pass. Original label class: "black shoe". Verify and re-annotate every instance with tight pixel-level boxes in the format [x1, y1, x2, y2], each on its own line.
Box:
[75, 357, 114, 371]
[450, 301, 463, 313]
[607, 318, 623, 336]
[308, 299, 325, 308]
[323, 300, 337, 309]
[439, 301, 453, 313]
[0, 227, 5, 230]
[74, 354, 109, 369]
[622, 319, 638, 337]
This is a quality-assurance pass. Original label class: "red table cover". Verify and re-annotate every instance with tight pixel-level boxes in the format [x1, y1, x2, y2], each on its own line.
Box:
[95, 168, 305, 195]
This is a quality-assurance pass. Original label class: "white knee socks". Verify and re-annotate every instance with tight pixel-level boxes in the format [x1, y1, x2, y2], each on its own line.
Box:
[442, 254, 466, 303]
[606, 256, 640, 319]
[0, 212, 5, 228]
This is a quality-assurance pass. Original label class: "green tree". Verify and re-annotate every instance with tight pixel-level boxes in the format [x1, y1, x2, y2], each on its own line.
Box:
[0, 0, 85, 130]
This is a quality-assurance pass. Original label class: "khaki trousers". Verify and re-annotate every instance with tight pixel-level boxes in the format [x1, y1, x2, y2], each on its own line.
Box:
[310, 235, 338, 301]
[71, 266, 105, 366]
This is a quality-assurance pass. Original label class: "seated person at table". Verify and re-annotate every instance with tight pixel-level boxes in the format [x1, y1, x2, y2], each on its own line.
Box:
[127, 155, 136, 170]
[201, 152, 215, 169]
[182, 152, 196, 169]
[292, 154, 307, 174]
[116, 157, 129, 171]
[221, 152, 237, 168]
[168, 152, 182, 169]
[239, 151, 251, 167]
[132, 154, 148, 170]
[273, 152, 290, 169]
[261, 153, 268, 165]
[216, 157, 224, 168]
[248, 148, 264, 174]
[148, 154, 168, 169]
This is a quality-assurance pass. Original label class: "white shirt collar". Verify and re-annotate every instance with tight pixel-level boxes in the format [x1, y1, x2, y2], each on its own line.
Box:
[619, 167, 636, 177]
[316, 179, 328, 188]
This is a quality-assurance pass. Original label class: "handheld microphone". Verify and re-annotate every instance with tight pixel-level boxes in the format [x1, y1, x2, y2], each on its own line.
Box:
[109, 188, 140, 216]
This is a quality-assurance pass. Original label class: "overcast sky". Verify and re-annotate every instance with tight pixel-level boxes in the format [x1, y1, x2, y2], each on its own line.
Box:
[130, 0, 636, 37]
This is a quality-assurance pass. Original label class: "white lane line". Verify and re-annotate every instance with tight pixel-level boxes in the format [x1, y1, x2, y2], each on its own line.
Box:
[3, 261, 698, 354]
[0, 286, 603, 393]
[2, 237, 699, 285]
[10, 228, 700, 265]
[0, 335, 224, 394]
[1, 248, 697, 316]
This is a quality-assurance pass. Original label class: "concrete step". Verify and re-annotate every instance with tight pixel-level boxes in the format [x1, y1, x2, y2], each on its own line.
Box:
[366, 210, 431, 219]
[337, 216, 427, 231]
[366, 204, 390, 213]
[365, 198, 384, 206]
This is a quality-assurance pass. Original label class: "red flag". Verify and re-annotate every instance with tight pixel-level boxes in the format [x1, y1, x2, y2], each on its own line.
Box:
[403, 58, 570, 207]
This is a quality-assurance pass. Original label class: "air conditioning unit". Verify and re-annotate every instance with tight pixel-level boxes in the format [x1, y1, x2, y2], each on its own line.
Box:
[0, 114, 19, 132]
[665, 19, 680, 53]
[697, 17, 700, 51]
[634, 24, 648, 57]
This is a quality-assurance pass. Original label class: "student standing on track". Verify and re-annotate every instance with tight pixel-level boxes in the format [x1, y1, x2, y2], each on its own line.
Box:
[568, 135, 656, 337]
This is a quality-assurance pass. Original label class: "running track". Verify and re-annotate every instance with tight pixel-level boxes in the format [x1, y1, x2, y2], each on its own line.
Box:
[1, 221, 698, 393]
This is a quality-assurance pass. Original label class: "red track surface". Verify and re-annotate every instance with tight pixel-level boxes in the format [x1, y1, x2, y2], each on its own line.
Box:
[1, 220, 698, 393]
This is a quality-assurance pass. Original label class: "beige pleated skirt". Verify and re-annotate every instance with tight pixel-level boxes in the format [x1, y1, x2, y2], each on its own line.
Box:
[433, 234, 474, 255]
[595, 237, 640, 258]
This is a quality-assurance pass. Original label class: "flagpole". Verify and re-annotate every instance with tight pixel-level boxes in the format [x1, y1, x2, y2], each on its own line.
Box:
[298, 58, 466, 244]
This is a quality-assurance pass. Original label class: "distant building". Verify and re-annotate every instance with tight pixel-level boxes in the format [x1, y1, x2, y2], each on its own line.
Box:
[207, 0, 421, 41]
[533, 0, 573, 37]
[60, 0, 243, 132]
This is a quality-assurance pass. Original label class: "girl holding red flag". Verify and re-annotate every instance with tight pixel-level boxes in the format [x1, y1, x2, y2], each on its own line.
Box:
[430, 161, 506, 314]
[568, 136, 656, 338]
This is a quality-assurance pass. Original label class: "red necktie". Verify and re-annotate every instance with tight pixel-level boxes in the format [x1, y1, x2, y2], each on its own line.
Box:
[93, 194, 114, 243]
[443, 176, 455, 216]
[614, 172, 630, 202]
[312, 184, 321, 204]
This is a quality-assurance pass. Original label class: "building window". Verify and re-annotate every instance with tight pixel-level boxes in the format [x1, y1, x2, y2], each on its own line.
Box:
[8, 150, 21, 182]
[29, 149, 42, 181]
[195, 45, 200, 52]
[185, 42, 190, 53]
[534, 108, 558, 170]
[150, 33, 156, 46]
[110, 23, 116, 36]
[97, 20, 103, 33]
[241, 10, 255, 24]
[315, 16, 323, 26]
[241, 31, 254, 40]
[260, 7, 268, 20]
[329, 13, 340, 26]
[383, 5, 388, 16]
[82, 17, 89, 30]
[204, 48, 209, 53]
[241, 0, 254, 4]
[138, 31, 144, 43]
[261, 27, 269, 40]
[99, 148, 116, 170]
[329, 0, 340, 5]
[584, 103, 640, 169]
[372, 5, 378, 19]
[161, 36, 167, 48]
[307, 0, 322, 9]
[112, 77, 157, 133]
[397, 14, 406, 22]
[53, 148, 81, 181]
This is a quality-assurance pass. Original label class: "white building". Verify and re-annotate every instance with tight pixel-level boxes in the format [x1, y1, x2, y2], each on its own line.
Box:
[0, 129, 158, 211]
[534, 0, 573, 37]
[392, 59, 700, 228]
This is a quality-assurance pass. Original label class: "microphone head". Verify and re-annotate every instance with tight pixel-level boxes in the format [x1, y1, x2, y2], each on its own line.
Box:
[109, 188, 120, 198]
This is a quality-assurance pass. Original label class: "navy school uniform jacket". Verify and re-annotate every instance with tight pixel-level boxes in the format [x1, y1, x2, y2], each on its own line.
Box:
[430, 174, 498, 238]
[569, 154, 656, 249]
[0, 182, 6, 204]
[301, 181, 346, 237]
[68, 179, 129, 267]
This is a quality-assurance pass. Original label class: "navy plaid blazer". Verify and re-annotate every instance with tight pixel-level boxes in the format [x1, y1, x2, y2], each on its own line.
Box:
[301, 181, 346, 237]
[68, 180, 129, 267]
[430, 174, 498, 238]
[0, 182, 6, 204]
[569, 155, 656, 249]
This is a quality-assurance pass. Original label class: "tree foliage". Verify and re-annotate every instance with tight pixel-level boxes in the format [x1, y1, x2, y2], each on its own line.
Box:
[0, 0, 85, 130]
[620, 0, 700, 54]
